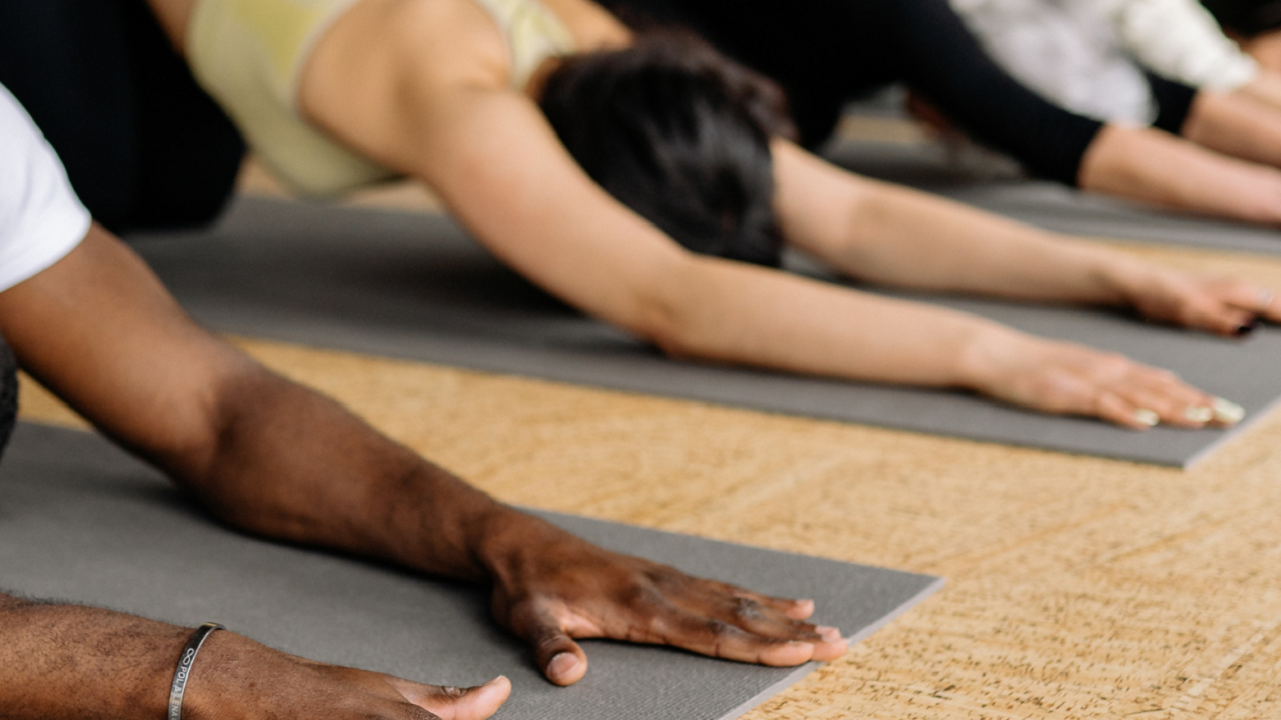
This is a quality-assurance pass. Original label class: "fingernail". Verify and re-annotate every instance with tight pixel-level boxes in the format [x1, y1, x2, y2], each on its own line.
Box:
[1236, 319, 1261, 337]
[548, 653, 579, 679]
[1213, 397, 1246, 425]
[1134, 409, 1160, 427]
[816, 626, 843, 643]
[1183, 406, 1213, 424]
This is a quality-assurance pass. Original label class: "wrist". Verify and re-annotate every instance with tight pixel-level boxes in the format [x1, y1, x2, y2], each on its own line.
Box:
[1084, 250, 1152, 308]
[0, 602, 192, 720]
[471, 507, 577, 586]
[175, 628, 236, 720]
[952, 321, 1035, 394]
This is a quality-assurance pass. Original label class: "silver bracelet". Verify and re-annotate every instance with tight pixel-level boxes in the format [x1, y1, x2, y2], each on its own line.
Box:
[167, 622, 225, 720]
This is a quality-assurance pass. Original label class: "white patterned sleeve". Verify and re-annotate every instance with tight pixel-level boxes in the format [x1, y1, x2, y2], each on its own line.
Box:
[1091, 0, 1259, 91]
[0, 84, 90, 293]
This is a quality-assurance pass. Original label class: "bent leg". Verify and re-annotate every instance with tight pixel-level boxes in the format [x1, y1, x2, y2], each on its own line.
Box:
[600, 0, 1106, 186]
[868, 0, 1105, 186]
[116, 0, 245, 232]
[0, 0, 243, 233]
[595, 0, 883, 148]
[0, 0, 136, 230]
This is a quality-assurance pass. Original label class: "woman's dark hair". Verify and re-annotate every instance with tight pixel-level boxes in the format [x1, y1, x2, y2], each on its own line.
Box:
[539, 31, 798, 267]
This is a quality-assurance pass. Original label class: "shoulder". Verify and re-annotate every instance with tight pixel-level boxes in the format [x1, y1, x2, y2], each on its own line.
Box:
[361, 0, 512, 90]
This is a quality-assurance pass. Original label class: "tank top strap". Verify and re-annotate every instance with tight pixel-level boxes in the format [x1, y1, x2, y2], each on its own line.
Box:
[469, 0, 577, 89]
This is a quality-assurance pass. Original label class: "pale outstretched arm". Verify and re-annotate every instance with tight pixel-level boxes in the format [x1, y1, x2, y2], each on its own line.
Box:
[294, 0, 1262, 431]
[775, 140, 1280, 335]
[773, 141, 1279, 427]
[1078, 121, 1281, 224]
[314, 67, 1244, 427]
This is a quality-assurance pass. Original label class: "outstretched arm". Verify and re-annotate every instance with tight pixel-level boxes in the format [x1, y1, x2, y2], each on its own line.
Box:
[295, 0, 1265, 430]
[0, 592, 510, 720]
[773, 140, 1279, 427]
[775, 140, 1280, 334]
[0, 225, 844, 687]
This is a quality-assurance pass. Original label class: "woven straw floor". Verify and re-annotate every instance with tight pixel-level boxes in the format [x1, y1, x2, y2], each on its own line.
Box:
[18, 157, 1281, 717]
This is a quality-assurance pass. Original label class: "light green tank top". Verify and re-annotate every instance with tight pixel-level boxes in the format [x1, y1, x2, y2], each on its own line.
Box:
[188, 0, 576, 197]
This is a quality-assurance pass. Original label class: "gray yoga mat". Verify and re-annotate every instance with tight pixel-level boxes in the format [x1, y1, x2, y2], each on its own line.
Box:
[129, 197, 1281, 467]
[0, 423, 941, 720]
[824, 137, 1281, 256]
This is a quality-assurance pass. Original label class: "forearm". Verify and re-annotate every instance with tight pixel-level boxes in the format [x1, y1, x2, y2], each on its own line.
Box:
[819, 179, 1151, 303]
[1236, 71, 1281, 111]
[0, 228, 535, 586]
[180, 364, 531, 582]
[775, 141, 1165, 306]
[1078, 123, 1281, 223]
[651, 256, 1022, 388]
[0, 593, 185, 720]
[1183, 90, 1281, 167]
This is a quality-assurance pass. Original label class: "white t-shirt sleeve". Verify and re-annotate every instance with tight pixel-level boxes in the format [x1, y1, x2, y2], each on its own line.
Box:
[1090, 0, 1259, 92]
[0, 84, 91, 293]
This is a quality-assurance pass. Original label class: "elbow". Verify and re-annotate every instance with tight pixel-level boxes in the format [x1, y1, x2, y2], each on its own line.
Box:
[156, 357, 270, 495]
[622, 261, 709, 360]
[631, 297, 699, 359]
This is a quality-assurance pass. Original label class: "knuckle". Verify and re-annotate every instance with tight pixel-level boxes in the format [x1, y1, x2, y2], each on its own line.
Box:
[729, 596, 766, 623]
[623, 582, 675, 613]
[646, 565, 692, 591]
[704, 618, 737, 637]
[532, 626, 568, 652]
[438, 686, 467, 699]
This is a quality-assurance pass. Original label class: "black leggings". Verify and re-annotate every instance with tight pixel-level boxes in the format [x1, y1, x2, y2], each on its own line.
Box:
[601, 0, 1197, 187]
[0, 0, 245, 234]
[1202, 0, 1281, 36]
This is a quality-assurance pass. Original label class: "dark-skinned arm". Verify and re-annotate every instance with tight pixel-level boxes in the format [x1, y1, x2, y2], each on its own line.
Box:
[0, 225, 846, 695]
[0, 591, 511, 720]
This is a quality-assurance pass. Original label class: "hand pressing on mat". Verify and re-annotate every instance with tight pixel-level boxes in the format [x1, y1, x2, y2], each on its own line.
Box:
[0, 216, 846, 701]
[484, 515, 849, 685]
[1119, 273, 1281, 338]
[959, 327, 1244, 430]
[0, 593, 510, 720]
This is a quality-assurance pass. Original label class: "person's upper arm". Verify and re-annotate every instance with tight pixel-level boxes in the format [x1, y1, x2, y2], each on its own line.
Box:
[770, 138, 883, 271]
[0, 84, 251, 476]
[0, 85, 90, 295]
[299, 3, 705, 342]
[397, 87, 700, 339]
[1097, 0, 1258, 90]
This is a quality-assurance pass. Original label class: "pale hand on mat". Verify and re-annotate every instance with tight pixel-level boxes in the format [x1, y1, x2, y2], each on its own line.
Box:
[485, 516, 849, 686]
[960, 327, 1241, 430]
[1122, 273, 1281, 338]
